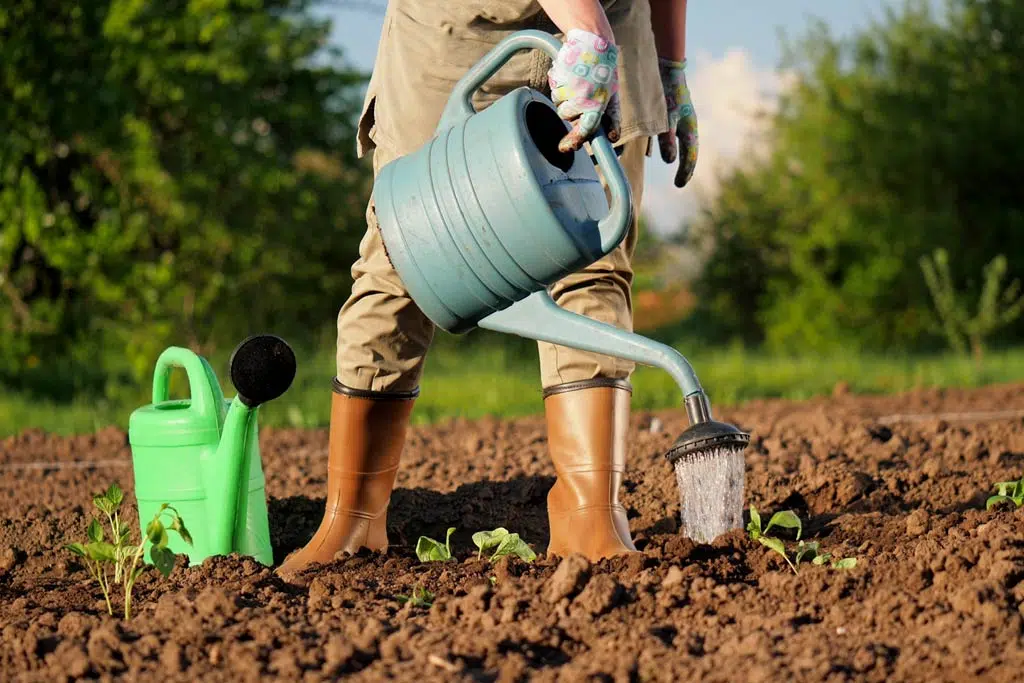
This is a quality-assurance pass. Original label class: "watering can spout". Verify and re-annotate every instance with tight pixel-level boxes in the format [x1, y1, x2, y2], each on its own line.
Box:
[207, 397, 258, 556]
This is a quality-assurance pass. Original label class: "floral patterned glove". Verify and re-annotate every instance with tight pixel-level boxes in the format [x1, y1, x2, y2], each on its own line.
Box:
[657, 57, 698, 188]
[548, 29, 621, 153]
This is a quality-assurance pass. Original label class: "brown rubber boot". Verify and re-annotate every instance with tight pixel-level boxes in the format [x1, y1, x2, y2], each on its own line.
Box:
[276, 380, 417, 580]
[544, 378, 638, 561]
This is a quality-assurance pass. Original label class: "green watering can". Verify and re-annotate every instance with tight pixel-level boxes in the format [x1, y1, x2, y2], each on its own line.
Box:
[127, 335, 296, 566]
[372, 29, 749, 457]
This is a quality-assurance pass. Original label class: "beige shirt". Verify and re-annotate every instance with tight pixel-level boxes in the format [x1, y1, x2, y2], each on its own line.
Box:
[356, 0, 669, 159]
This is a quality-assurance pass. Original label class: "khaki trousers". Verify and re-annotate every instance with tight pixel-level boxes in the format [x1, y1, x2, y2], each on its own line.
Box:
[336, 0, 661, 393]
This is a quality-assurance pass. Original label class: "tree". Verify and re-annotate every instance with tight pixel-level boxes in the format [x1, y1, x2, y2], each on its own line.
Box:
[0, 0, 371, 396]
[690, 0, 1024, 352]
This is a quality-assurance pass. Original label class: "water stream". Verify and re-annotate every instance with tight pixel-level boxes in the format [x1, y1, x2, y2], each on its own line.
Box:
[673, 446, 746, 543]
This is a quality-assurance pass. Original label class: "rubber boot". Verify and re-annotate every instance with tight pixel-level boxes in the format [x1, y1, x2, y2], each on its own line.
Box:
[544, 378, 638, 561]
[276, 380, 417, 579]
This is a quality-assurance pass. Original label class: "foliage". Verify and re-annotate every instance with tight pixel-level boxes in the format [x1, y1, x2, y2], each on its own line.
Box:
[690, 0, 1024, 352]
[415, 528, 455, 562]
[986, 477, 1024, 510]
[471, 527, 537, 563]
[396, 585, 434, 608]
[920, 249, 1024, 363]
[747, 507, 856, 574]
[65, 482, 191, 619]
[0, 0, 370, 395]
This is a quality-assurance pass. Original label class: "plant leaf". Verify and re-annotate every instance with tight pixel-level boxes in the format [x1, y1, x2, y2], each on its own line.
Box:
[472, 528, 509, 557]
[105, 482, 124, 508]
[994, 481, 1018, 497]
[765, 510, 803, 540]
[146, 518, 168, 547]
[150, 545, 176, 577]
[812, 553, 830, 565]
[490, 533, 537, 563]
[747, 506, 762, 536]
[795, 540, 819, 565]
[832, 557, 858, 570]
[415, 535, 452, 562]
[757, 535, 787, 559]
[87, 518, 104, 544]
[85, 542, 117, 563]
[445, 527, 455, 554]
[986, 494, 1014, 510]
[168, 514, 194, 546]
[93, 495, 113, 516]
[65, 542, 87, 557]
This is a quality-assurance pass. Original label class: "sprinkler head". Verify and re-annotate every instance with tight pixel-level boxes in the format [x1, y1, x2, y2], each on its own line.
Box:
[665, 420, 751, 465]
[665, 391, 750, 465]
[229, 334, 297, 408]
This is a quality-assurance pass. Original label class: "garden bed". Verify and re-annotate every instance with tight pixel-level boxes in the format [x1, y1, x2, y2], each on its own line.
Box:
[2, 383, 1024, 681]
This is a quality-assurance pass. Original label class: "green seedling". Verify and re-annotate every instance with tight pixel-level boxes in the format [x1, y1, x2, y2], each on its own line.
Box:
[396, 585, 434, 608]
[795, 540, 858, 570]
[986, 477, 1024, 510]
[471, 527, 537, 563]
[416, 527, 456, 562]
[65, 482, 192, 619]
[747, 506, 801, 573]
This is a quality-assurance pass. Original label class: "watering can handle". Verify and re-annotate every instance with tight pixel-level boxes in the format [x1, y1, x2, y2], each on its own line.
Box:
[151, 347, 219, 422]
[437, 29, 633, 256]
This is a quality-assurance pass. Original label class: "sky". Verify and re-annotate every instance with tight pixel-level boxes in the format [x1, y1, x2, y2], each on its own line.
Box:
[322, 1, 908, 236]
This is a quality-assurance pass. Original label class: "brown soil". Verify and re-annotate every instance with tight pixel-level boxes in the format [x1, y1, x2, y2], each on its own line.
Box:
[2, 383, 1024, 682]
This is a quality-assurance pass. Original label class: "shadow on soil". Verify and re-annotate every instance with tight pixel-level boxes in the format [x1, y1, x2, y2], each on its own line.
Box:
[269, 475, 557, 564]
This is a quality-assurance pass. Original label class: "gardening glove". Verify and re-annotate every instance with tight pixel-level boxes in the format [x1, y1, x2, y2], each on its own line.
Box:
[548, 28, 621, 153]
[657, 57, 698, 188]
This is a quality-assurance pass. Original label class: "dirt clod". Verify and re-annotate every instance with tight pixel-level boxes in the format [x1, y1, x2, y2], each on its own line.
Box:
[544, 554, 591, 603]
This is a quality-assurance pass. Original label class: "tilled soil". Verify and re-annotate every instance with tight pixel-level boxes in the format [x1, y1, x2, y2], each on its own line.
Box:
[2, 383, 1024, 682]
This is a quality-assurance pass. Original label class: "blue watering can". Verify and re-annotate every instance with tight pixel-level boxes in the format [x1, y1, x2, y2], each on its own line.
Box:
[372, 29, 749, 463]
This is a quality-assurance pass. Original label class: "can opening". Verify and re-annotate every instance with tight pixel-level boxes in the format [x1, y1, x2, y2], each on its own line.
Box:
[525, 101, 574, 173]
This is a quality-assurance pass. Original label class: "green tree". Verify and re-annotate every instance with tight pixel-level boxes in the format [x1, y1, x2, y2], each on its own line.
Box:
[691, 0, 1024, 352]
[0, 0, 370, 397]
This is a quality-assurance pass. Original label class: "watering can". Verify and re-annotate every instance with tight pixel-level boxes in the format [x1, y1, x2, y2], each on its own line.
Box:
[372, 29, 749, 458]
[127, 335, 297, 566]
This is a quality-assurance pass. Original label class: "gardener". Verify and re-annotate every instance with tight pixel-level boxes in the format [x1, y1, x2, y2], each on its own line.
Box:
[277, 0, 698, 577]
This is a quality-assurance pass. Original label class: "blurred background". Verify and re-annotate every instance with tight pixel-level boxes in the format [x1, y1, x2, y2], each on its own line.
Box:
[2, 0, 1023, 436]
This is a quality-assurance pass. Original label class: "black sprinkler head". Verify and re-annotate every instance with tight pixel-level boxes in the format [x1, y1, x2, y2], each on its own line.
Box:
[229, 334, 297, 408]
[665, 420, 751, 465]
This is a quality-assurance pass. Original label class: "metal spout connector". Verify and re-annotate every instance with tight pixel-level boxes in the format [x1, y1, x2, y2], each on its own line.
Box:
[685, 392, 712, 425]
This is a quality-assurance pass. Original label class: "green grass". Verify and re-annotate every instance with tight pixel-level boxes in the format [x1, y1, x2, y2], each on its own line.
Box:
[3, 335, 1024, 438]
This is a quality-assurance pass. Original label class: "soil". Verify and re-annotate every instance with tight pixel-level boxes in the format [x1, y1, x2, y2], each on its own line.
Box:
[2, 383, 1024, 682]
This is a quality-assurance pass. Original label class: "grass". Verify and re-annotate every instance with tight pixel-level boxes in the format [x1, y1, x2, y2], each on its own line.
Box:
[3, 332, 1024, 438]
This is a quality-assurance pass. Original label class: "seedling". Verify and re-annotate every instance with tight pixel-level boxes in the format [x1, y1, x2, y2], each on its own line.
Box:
[471, 528, 537, 563]
[986, 477, 1024, 510]
[416, 527, 455, 562]
[748, 507, 857, 574]
[396, 585, 434, 608]
[65, 482, 192, 619]
[747, 506, 801, 573]
[795, 540, 858, 570]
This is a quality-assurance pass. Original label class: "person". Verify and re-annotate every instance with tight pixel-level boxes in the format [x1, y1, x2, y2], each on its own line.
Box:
[277, 0, 698, 578]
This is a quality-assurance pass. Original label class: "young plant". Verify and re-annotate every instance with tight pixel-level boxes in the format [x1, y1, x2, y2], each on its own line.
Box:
[471, 527, 537, 563]
[920, 248, 1024, 365]
[65, 482, 192, 619]
[986, 477, 1024, 510]
[415, 527, 456, 562]
[396, 585, 434, 608]
[747, 506, 800, 573]
[795, 540, 858, 570]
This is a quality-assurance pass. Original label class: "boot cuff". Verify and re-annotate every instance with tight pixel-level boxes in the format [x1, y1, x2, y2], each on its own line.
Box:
[542, 377, 632, 399]
[332, 378, 420, 400]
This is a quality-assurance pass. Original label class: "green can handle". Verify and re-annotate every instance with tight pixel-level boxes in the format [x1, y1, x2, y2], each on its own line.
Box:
[436, 28, 632, 259]
[151, 346, 219, 423]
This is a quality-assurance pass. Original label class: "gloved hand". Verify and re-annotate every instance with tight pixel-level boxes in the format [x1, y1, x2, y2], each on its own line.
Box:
[657, 57, 698, 188]
[548, 29, 620, 153]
